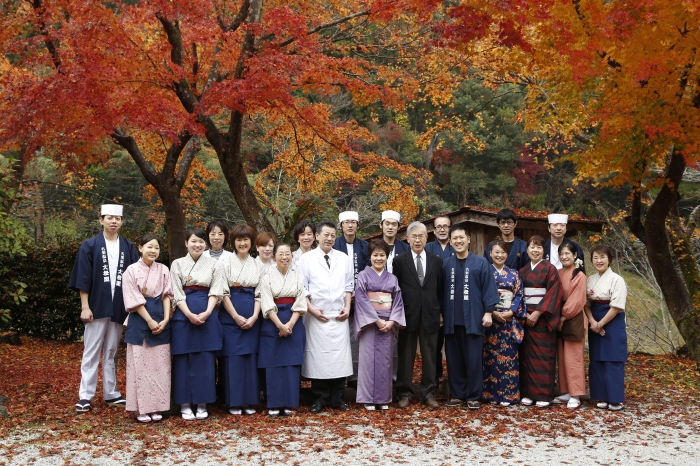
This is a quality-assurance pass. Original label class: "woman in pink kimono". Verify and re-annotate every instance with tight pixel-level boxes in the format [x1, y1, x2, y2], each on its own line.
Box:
[353, 239, 406, 410]
[122, 235, 173, 423]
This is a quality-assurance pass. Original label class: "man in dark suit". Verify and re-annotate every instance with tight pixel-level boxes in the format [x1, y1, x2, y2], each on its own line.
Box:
[392, 221, 444, 409]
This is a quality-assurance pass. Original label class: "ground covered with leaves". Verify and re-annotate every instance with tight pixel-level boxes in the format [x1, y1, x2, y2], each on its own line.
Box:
[1, 338, 700, 465]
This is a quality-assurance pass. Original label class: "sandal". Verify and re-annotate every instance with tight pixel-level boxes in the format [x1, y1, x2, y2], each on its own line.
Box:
[378, 405, 389, 410]
[521, 397, 533, 406]
[364, 404, 376, 411]
[136, 414, 152, 423]
[596, 402, 609, 409]
[195, 404, 208, 420]
[150, 413, 163, 421]
[567, 399, 581, 409]
[181, 404, 195, 421]
[608, 403, 624, 411]
[535, 401, 551, 408]
[499, 402, 512, 407]
[553, 394, 570, 404]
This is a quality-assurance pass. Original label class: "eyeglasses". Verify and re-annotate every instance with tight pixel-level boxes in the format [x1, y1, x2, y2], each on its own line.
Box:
[434, 225, 450, 230]
[499, 221, 515, 226]
[408, 234, 426, 240]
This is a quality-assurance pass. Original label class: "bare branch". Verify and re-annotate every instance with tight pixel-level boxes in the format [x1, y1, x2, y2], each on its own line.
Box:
[278, 9, 371, 47]
[110, 129, 158, 186]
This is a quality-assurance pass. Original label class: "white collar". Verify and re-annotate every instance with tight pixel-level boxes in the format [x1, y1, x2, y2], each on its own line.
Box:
[411, 250, 426, 261]
[531, 259, 543, 270]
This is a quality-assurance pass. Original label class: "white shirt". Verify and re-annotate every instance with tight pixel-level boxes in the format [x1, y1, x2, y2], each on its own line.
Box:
[411, 249, 427, 276]
[104, 235, 119, 298]
[587, 267, 627, 310]
[550, 242, 562, 269]
[386, 242, 397, 273]
[203, 249, 233, 261]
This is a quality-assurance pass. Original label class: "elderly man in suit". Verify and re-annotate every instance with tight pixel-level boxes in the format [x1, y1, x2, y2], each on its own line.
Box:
[392, 221, 444, 409]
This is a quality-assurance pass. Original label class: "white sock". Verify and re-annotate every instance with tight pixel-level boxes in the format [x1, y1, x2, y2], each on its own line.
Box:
[181, 403, 192, 413]
[197, 403, 207, 412]
[570, 396, 580, 403]
[557, 393, 571, 401]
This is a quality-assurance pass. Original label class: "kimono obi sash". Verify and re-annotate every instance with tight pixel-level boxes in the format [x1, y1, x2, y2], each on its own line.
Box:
[275, 297, 295, 305]
[367, 291, 393, 311]
[524, 287, 546, 306]
[171, 288, 222, 355]
[259, 303, 306, 368]
[592, 299, 610, 304]
[124, 296, 171, 346]
[219, 286, 260, 356]
[588, 300, 627, 362]
[183, 285, 209, 292]
[496, 289, 514, 309]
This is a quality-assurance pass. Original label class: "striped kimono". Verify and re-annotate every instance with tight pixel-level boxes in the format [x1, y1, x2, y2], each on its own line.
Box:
[518, 260, 563, 402]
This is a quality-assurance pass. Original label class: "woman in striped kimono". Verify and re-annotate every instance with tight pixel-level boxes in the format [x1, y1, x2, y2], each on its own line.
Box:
[170, 229, 225, 420]
[518, 235, 563, 407]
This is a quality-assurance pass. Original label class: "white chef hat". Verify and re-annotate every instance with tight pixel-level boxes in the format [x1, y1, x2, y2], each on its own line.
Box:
[548, 213, 568, 224]
[101, 204, 123, 216]
[381, 210, 401, 224]
[338, 211, 359, 223]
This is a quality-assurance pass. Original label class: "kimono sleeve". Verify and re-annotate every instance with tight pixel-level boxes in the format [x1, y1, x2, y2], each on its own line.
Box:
[353, 271, 379, 339]
[68, 241, 94, 293]
[259, 275, 277, 318]
[537, 264, 563, 317]
[509, 270, 526, 319]
[389, 277, 406, 329]
[170, 260, 187, 307]
[609, 273, 628, 310]
[208, 261, 226, 299]
[291, 274, 308, 315]
[481, 259, 500, 312]
[121, 265, 145, 312]
[160, 263, 174, 300]
[562, 272, 586, 318]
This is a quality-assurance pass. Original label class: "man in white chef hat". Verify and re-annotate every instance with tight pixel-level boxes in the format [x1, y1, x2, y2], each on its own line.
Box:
[68, 204, 139, 414]
[544, 213, 585, 273]
[380, 210, 409, 273]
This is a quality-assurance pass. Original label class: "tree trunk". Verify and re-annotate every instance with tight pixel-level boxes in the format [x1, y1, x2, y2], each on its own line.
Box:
[1, 151, 26, 214]
[217, 111, 274, 233]
[629, 147, 700, 360]
[156, 183, 188, 261]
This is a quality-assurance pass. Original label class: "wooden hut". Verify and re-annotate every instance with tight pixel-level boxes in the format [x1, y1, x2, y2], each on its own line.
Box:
[367, 206, 605, 256]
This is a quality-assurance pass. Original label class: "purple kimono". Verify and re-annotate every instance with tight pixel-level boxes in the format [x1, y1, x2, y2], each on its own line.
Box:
[354, 266, 406, 404]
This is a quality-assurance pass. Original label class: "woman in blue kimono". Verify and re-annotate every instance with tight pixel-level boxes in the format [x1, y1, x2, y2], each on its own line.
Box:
[218, 224, 264, 415]
[482, 239, 525, 407]
[170, 229, 225, 420]
[257, 243, 307, 416]
[584, 245, 628, 411]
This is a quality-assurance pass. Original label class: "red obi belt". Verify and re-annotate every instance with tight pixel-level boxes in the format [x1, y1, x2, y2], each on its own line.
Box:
[183, 285, 209, 292]
[274, 297, 295, 305]
[591, 299, 610, 304]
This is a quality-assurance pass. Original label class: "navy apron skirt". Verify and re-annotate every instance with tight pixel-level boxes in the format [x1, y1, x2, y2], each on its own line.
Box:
[219, 286, 262, 407]
[258, 302, 306, 408]
[172, 287, 223, 405]
[588, 300, 627, 404]
[124, 296, 171, 346]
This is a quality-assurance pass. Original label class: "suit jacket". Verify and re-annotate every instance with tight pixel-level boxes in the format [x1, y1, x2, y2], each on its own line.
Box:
[392, 249, 443, 333]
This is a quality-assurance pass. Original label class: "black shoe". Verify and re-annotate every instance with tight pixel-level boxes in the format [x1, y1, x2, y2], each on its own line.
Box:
[75, 399, 91, 413]
[105, 396, 126, 407]
[333, 402, 350, 411]
[310, 402, 324, 414]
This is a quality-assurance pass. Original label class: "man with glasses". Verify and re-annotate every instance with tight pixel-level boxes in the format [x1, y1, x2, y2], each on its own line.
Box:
[544, 213, 586, 273]
[392, 222, 444, 409]
[425, 215, 454, 387]
[484, 209, 530, 271]
[380, 210, 410, 273]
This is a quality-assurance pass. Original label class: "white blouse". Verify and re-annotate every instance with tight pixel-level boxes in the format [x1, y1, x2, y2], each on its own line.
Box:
[587, 267, 627, 310]
[170, 253, 225, 307]
[258, 266, 308, 318]
[219, 254, 264, 297]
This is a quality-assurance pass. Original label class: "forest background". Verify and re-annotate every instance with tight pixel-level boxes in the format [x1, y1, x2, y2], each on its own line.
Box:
[1, 1, 700, 362]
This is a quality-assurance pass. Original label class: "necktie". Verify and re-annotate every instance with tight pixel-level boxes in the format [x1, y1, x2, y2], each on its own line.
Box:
[324, 254, 330, 269]
[416, 255, 424, 286]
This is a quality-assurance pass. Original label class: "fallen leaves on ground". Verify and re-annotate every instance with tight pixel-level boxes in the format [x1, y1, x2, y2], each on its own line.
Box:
[1, 338, 699, 464]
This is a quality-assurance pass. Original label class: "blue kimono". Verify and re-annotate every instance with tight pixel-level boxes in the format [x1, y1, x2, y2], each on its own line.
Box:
[545, 238, 586, 274]
[425, 240, 455, 260]
[442, 254, 500, 336]
[68, 233, 139, 324]
[333, 236, 369, 284]
[484, 237, 529, 271]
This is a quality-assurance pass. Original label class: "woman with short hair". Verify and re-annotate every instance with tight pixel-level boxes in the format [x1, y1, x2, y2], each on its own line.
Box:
[255, 231, 277, 274]
[203, 220, 232, 261]
[584, 245, 628, 411]
[291, 221, 316, 272]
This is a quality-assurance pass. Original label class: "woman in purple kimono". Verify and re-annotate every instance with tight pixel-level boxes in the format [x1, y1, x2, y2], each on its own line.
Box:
[354, 239, 406, 410]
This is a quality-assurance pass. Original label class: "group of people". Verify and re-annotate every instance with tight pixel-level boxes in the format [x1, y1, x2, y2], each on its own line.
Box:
[69, 204, 628, 423]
